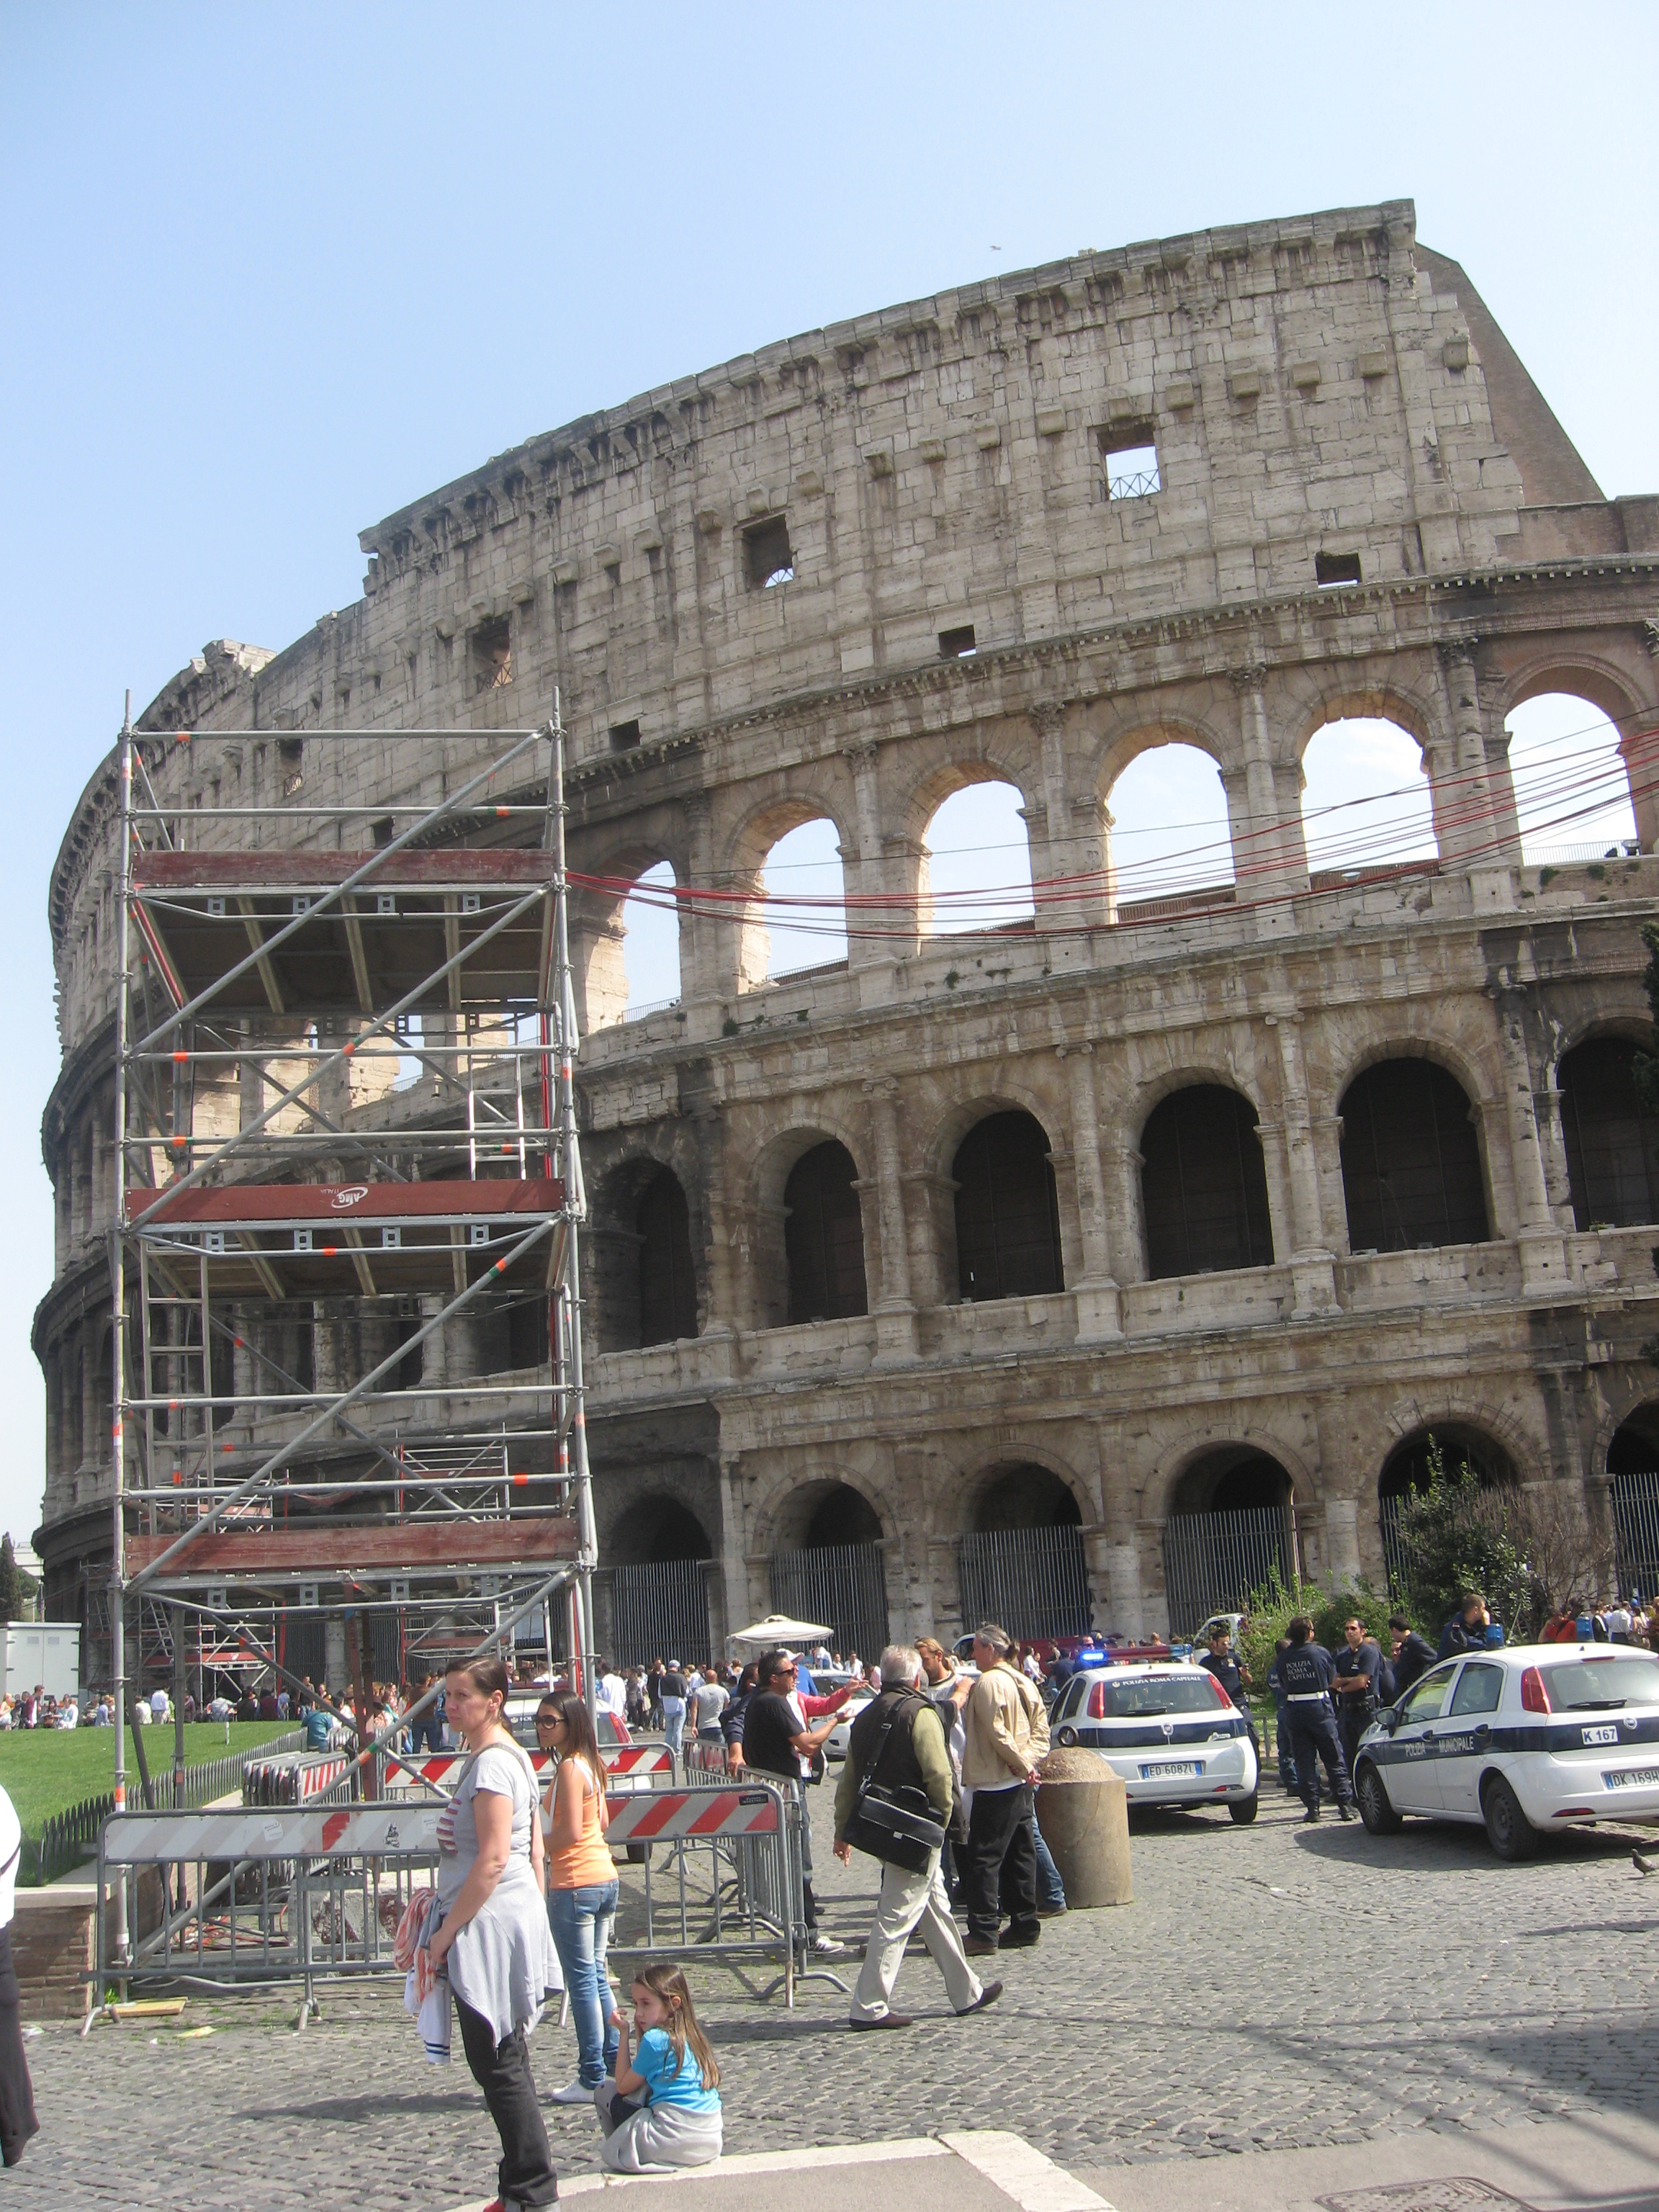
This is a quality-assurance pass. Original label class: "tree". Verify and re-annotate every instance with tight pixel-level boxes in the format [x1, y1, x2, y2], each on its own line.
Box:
[0, 1535, 22, 1625]
[1389, 1438, 1613, 1640]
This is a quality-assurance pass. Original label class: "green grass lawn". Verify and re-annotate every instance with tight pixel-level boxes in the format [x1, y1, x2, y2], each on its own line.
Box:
[0, 1721, 296, 1842]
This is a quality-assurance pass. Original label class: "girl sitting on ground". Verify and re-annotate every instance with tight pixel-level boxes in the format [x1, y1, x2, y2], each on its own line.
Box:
[595, 1961, 722, 2174]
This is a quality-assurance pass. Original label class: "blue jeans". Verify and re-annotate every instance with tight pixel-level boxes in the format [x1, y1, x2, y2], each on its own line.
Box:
[547, 1879, 619, 2087]
[1030, 1815, 1066, 1911]
[660, 1697, 685, 1756]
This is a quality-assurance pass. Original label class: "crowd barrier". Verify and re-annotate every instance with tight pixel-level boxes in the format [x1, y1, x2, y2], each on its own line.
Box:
[242, 1751, 353, 1806]
[94, 1763, 811, 2015]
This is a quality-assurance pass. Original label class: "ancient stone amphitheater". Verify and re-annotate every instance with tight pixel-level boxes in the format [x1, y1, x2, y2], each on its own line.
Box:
[38, 199, 1659, 1677]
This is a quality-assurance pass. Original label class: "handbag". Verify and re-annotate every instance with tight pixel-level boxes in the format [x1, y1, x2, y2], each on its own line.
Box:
[844, 1691, 948, 1874]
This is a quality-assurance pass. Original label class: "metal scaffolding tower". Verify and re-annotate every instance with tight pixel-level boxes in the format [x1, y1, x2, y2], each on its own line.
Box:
[104, 703, 595, 1961]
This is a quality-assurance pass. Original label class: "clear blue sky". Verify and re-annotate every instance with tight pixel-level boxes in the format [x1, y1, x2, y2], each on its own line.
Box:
[2, 4, 1655, 1552]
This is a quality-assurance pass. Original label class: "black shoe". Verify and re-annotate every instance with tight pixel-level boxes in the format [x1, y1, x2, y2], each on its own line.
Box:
[849, 2010, 914, 2030]
[1036, 1905, 1067, 1919]
[964, 1934, 999, 1957]
[957, 1979, 1003, 2016]
[999, 1928, 1040, 1948]
[1302, 1807, 1320, 1824]
[1338, 1803, 1357, 1822]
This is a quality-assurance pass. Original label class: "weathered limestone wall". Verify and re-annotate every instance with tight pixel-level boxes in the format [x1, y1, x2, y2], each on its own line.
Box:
[35, 199, 1659, 1650]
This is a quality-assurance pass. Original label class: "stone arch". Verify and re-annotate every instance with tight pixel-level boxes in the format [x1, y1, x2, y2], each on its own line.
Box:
[605, 1492, 713, 1567]
[1089, 714, 1234, 801]
[968, 1459, 1086, 1532]
[1155, 1436, 1305, 1635]
[1375, 1390, 1542, 1490]
[1169, 1444, 1297, 1516]
[573, 838, 683, 1031]
[1554, 1030, 1659, 1231]
[1295, 703, 1440, 879]
[751, 1467, 893, 1557]
[1377, 1421, 1517, 1501]
[783, 1140, 868, 1323]
[942, 1097, 1070, 1300]
[722, 790, 853, 993]
[895, 748, 1038, 946]
[1498, 652, 1648, 734]
[1336, 1049, 1493, 1254]
[1136, 1080, 1275, 1279]
[1288, 680, 1439, 764]
[588, 1153, 701, 1352]
[745, 1118, 872, 1331]
[1143, 1426, 1321, 1526]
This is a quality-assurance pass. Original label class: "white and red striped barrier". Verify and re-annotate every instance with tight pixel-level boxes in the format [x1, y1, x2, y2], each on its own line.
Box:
[384, 1743, 673, 1791]
[602, 1786, 781, 1844]
[103, 1802, 444, 1866]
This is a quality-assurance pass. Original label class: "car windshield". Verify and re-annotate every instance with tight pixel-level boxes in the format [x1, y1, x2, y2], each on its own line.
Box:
[1541, 1654, 1659, 1711]
[1091, 1676, 1222, 1717]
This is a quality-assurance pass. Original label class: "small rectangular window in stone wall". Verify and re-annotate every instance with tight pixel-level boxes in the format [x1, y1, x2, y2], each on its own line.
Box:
[1099, 421, 1160, 501]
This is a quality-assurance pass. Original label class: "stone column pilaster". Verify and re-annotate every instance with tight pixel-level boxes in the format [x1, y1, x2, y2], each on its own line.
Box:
[1231, 666, 1309, 936]
[1061, 1045, 1122, 1341]
[1268, 1010, 1337, 1317]
[864, 1080, 917, 1361]
[1496, 995, 1568, 1293]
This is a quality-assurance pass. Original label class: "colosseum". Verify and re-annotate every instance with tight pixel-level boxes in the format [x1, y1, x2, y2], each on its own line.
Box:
[37, 198, 1659, 1685]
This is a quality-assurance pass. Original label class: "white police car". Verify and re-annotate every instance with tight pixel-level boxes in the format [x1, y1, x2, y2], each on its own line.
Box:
[1352, 1642, 1659, 1859]
[1051, 1661, 1259, 1821]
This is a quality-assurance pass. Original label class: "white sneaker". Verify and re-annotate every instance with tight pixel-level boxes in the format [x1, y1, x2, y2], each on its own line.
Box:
[809, 1932, 845, 1956]
[549, 2080, 594, 2105]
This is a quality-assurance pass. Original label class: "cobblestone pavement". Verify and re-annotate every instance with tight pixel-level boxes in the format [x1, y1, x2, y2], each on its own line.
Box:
[15, 1786, 1658, 2209]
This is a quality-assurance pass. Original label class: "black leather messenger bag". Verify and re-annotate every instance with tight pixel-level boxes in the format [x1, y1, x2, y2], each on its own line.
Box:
[844, 1691, 947, 1874]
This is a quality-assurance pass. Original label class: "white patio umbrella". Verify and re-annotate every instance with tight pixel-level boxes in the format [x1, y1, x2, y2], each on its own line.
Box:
[727, 1613, 833, 1650]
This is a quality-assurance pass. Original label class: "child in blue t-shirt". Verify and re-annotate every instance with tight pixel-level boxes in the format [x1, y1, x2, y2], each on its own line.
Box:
[593, 1961, 723, 2174]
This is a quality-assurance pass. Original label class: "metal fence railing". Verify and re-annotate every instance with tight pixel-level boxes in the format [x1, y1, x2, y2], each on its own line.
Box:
[32, 1728, 307, 1887]
[1609, 1472, 1659, 1599]
[1161, 1507, 1299, 1638]
[603, 1559, 712, 1670]
[958, 1525, 1092, 1642]
[769, 1542, 889, 1661]
[96, 1773, 824, 2015]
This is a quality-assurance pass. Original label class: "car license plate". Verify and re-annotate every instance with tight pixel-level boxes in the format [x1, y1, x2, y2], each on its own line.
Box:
[1604, 1766, 1659, 1788]
[1581, 1725, 1619, 1745]
[1141, 1761, 1199, 1779]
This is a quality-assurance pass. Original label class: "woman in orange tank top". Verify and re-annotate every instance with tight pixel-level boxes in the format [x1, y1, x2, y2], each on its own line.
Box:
[537, 1691, 618, 2103]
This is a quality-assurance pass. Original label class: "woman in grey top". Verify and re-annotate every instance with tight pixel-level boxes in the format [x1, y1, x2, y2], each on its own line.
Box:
[427, 1656, 561, 2212]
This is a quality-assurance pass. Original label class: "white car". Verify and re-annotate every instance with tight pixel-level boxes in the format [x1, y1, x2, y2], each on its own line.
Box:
[824, 1683, 876, 1761]
[1050, 1662, 1259, 1821]
[1352, 1642, 1659, 1860]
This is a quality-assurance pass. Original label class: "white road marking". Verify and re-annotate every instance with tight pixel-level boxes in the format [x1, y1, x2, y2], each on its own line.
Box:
[940, 2130, 1120, 2212]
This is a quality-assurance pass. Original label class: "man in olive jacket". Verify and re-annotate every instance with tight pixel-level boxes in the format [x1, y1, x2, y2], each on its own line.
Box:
[832, 1645, 1002, 2030]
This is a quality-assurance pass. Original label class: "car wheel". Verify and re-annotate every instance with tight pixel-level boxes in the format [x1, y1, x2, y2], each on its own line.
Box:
[1355, 1761, 1403, 1835]
[1481, 1773, 1540, 1861]
[1228, 1791, 1259, 1825]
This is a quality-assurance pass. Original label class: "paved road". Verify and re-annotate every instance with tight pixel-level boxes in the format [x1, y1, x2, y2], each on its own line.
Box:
[13, 1784, 1658, 2209]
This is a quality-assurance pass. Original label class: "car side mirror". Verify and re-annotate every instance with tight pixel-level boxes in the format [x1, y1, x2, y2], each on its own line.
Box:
[1379, 1707, 1400, 1734]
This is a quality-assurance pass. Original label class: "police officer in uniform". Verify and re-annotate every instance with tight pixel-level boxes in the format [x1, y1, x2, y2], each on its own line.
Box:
[1278, 1617, 1355, 1823]
[1199, 1627, 1261, 1772]
[1331, 1617, 1381, 1779]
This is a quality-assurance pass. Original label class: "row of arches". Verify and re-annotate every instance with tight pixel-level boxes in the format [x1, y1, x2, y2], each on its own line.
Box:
[603, 691, 1642, 1018]
[594, 1038, 1659, 1349]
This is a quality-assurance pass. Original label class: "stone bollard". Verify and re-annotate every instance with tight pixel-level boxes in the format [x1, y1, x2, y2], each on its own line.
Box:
[1035, 1747, 1132, 1907]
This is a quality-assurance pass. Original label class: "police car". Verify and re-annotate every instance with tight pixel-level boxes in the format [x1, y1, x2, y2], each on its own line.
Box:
[1352, 1642, 1659, 1859]
[1051, 1661, 1259, 1821]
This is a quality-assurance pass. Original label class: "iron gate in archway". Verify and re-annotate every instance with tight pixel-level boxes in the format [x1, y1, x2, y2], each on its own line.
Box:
[1161, 1505, 1300, 1638]
[768, 1543, 889, 1660]
[958, 1526, 1092, 1642]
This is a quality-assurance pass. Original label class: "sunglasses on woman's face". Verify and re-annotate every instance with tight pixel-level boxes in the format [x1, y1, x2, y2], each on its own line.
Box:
[536, 1714, 565, 1730]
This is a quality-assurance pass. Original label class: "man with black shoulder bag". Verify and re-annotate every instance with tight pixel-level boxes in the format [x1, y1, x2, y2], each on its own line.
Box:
[832, 1645, 1003, 2030]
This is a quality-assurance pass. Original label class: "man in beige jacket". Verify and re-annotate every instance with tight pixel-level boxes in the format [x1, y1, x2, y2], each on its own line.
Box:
[960, 1621, 1050, 1955]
